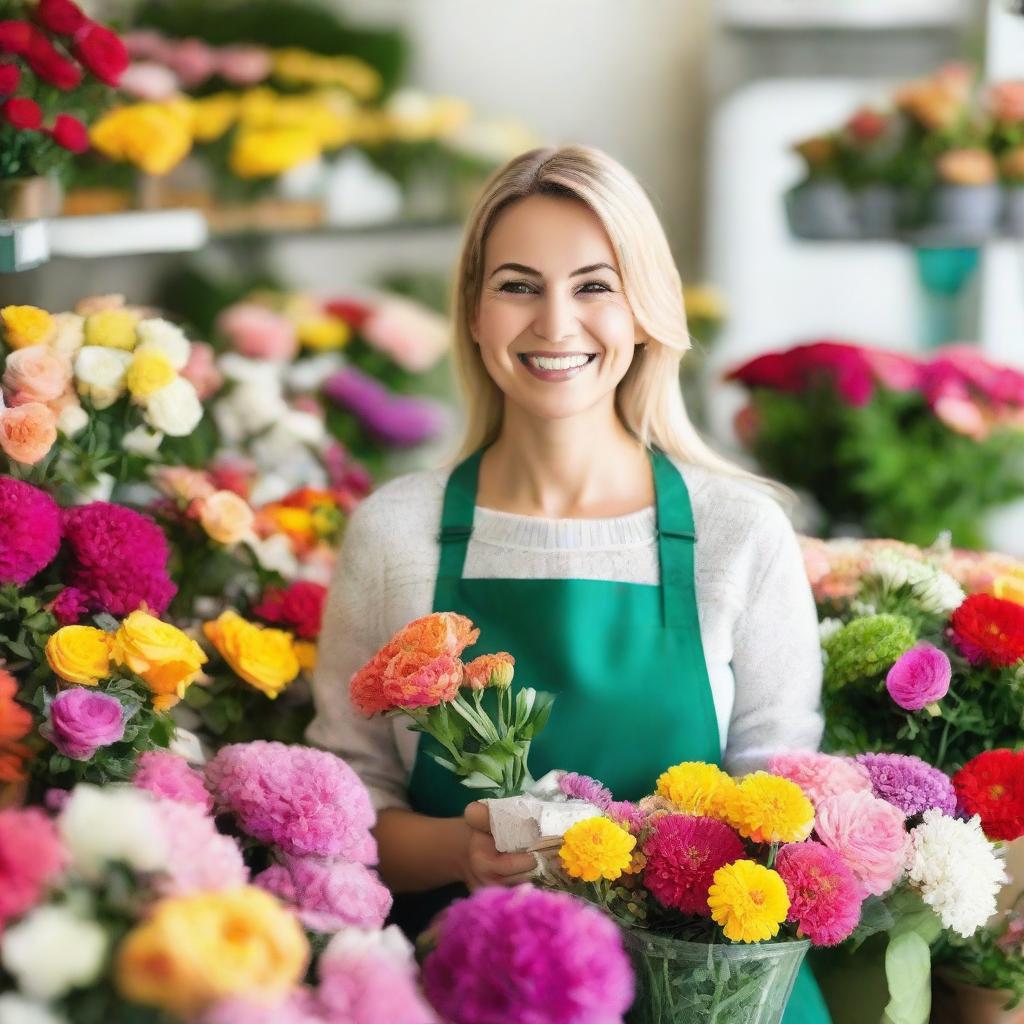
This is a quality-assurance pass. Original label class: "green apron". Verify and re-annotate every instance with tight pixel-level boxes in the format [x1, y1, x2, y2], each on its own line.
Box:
[391, 444, 830, 1024]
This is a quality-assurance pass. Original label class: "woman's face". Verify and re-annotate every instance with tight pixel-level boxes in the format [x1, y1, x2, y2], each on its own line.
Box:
[471, 194, 644, 423]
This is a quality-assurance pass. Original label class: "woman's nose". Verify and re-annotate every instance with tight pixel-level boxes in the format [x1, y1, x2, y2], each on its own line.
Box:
[533, 290, 577, 344]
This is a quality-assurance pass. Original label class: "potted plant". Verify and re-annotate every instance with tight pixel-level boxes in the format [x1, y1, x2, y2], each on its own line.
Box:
[838, 106, 908, 237]
[928, 146, 1002, 241]
[786, 132, 858, 240]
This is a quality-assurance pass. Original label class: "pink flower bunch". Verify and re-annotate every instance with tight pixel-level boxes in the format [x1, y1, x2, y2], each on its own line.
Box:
[358, 296, 451, 374]
[133, 750, 213, 813]
[0, 476, 61, 585]
[0, 807, 66, 927]
[154, 799, 249, 897]
[123, 31, 272, 89]
[60, 501, 176, 616]
[217, 303, 298, 362]
[768, 751, 873, 810]
[776, 841, 863, 946]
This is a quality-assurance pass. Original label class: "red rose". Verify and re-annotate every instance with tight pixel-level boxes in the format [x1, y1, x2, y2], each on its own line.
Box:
[953, 749, 1024, 842]
[0, 20, 32, 55]
[949, 593, 1024, 668]
[2, 96, 42, 130]
[36, 0, 86, 36]
[49, 113, 88, 152]
[325, 298, 373, 331]
[252, 581, 327, 640]
[72, 21, 128, 85]
[26, 34, 81, 90]
[0, 62, 18, 94]
[846, 108, 889, 143]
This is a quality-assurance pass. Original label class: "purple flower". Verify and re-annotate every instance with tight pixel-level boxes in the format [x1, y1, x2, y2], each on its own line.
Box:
[856, 752, 958, 818]
[886, 644, 951, 711]
[0, 477, 61, 586]
[422, 886, 634, 1024]
[323, 367, 445, 448]
[558, 772, 613, 809]
[45, 687, 125, 760]
[133, 750, 213, 813]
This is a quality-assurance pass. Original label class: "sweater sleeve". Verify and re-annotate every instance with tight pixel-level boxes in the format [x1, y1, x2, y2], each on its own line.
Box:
[306, 497, 411, 813]
[722, 505, 825, 776]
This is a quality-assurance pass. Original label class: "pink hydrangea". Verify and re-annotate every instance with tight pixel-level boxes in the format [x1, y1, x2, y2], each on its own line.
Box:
[768, 751, 874, 809]
[154, 799, 248, 897]
[776, 841, 864, 946]
[814, 791, 910, 897]
[205, 741, 377, 861]
[0, 807, 66, 926]
[0, 477, 61, 585]
[133, 751, 214, 814]
[254, 856, 391, 932]
[61, 502, 176, 616]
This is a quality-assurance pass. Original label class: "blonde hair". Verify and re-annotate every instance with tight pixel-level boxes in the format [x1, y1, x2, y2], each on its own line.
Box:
[446, 143, 785, 500]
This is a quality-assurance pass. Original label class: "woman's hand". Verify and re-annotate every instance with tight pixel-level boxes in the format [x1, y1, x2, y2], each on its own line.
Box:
[459, 801, 538, 890]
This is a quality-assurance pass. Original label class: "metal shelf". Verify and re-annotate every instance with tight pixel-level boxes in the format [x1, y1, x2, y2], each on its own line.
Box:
[721, 0, 969, 31]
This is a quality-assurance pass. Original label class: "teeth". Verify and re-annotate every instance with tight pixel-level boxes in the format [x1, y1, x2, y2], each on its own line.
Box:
[527, 354, 592, 371]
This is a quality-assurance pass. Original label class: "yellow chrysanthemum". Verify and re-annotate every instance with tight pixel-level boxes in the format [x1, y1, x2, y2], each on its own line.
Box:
[721, 772, 814, 844]
[1, 305, 54, 349]
[126, 350, 176, 402]
[655, 761, 737, 818]
[84, 309, 139, 351]
[708, 860, 790, 943]
[296, 316, 350, 352]
[559, 816, 637, 882]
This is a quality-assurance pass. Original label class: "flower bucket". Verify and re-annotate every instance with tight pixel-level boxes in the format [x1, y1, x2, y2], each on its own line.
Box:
[785, 181, 858, 240]
[623, 928, 809, 1024]
[854, 185, 909, 238]
[928, 184, 1003, 241]
[0, 176, 62, 220]
[1004, 186, 1024, 238]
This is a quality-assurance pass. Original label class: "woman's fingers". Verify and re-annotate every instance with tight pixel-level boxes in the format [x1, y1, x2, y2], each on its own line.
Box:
[463, 801, 491, 833]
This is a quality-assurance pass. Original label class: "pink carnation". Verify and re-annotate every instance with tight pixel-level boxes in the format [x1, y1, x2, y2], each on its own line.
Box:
[776, 841, 863, 946]
[254, 855, 391, 931]
[886, 644, 951, 711]
[205, 741, 377, 862]
[0, 477, 61, 586]
[154, 799, 248, 897]
[61, 502, 176, 616]
[133, 750, 213, 813]
[814, 791, 910, 897]
[217, 303, 298, 362]
[0, 807, 66, 926]
[768, 751, 873, 809]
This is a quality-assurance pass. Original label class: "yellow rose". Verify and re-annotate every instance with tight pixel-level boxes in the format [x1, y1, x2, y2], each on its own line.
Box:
[296, 316, 350, 352]
[45, 626, 112, 686]
[203, 610, 300, 698]
[111, 611, 207, 711]
[199, 490, 255, 546]
[126, 349, 176, 402]
[116, 887, 308, 1016]
[293, 640, 317, 672]
[1, 306, 55, 349]
[90, 103, 193, 176]
[189, 93, 239, 142]
[229, 127, 320, 178]
[84, 309, 139, 351]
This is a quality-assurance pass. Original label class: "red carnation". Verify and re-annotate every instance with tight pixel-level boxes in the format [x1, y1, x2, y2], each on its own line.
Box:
[26, 35, 81, 90]
[0, 63, 18, 94]
[325, 298, 373, 331]
[953, 749, 1024, 842]
[72, 21, 128, 86]
[949, 593, 1024, 668]
[2, 97, 42, 130]
[0, 20, 32, 55]
[35, 0, 86, 36]
[252, 581, 327, 640]
[49, 113, 88, 153]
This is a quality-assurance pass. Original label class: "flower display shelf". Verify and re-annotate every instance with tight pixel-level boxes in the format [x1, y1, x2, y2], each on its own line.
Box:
[721, 0, 969, 31]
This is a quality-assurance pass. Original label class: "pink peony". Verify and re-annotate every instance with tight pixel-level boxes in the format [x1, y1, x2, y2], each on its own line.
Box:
[254, 855, 392, 931]
[0, 477, 61, 585]
[814, 791, 910, 897]
[154, 799, 248, 896]
[217, 303, 298, 362]
[205, 741, 377, 862]
[2, 346, 72, 405]
[777, 841, 863, 946]
[0, 807, 67, 926]
[180, 341, 224, 400]
[217, 44, 272, 85]
[133, 750, 213, 813]
[886, 644, 951, 711]
[768, 751, 873, 809]
[44, 687, 125, 760]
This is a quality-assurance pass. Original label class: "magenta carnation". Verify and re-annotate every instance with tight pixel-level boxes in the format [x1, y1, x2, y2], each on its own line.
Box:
[855, 752, 958, 818]
[154, 799, 248, 897]
[254, 855, 391, 931]
[133, 750, 213, 813]
[205, 741, 377, 861]
[814, 791, 910, 897]
[768, 751, 873, 809]
[558, 772, 613, 810]
[776, 841, 863, 946]
[0, 807, 66, 926]
[642, 814, 745, 916]
[50, 586, 91, 625]
[885, 644, 951, 711]
[0, 477, 61, 585]
[423, 886, 633, 1024]
[61, 502, 176, 616]
[45, 687, 125, 760]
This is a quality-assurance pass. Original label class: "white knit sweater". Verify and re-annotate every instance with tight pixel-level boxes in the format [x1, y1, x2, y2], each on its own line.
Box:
[307, 455, 824, 812]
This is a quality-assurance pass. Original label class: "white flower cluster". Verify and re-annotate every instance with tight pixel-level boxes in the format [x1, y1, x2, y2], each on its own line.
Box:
[868, 550, 966, 616]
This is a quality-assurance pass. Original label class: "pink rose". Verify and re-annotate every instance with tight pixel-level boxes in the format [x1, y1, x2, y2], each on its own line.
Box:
[2, 346, 72, 405]
[180, 341, 223, 400]
[934, 395, 989, 440]
[0, 402, 58, 464]
[217, 45, 271, 85]
[119, 61, 181, 100]
[165, 37, 218, 88]
[886, 643, 952, 711]
[217, 303, 298, 362]
[46, 687, 125, 760]
[360, 297, 450, 373]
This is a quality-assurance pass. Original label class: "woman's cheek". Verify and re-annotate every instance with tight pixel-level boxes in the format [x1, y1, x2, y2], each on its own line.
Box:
[581, 300, 638, 350]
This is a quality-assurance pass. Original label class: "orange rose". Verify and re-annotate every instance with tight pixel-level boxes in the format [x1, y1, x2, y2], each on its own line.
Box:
[0, 402, 58, 464]
[2, 346, 73, 405]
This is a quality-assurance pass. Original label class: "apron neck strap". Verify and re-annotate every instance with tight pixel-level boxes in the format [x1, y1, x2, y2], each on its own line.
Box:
[437, 447, 484, 581]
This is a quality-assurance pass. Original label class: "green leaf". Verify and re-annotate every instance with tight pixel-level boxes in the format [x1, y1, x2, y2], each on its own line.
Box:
[883, 931, 932, 1024]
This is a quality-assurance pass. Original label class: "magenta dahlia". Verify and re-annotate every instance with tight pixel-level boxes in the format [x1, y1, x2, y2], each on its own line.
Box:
[0, 477, 61, 585]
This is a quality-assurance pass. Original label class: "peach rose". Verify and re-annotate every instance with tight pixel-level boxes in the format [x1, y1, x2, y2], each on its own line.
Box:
[937, 148, 998, 186]
[0, 402, 58, 464]
[199, 490, 255, 545]
[2, 346, 73, 405]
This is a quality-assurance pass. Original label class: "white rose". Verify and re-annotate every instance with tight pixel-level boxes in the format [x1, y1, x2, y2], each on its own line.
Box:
[58, 784, 168, 879]
[56, 402, 88, 437]
[135, 318, 191, 370]
[49, 313, 85, 357]
[121, 424, 165, 457]
[73, 347, 132, 410]
[1, 907, 107, 1000]
[245, 533, 298, 578]
[286, 352, 343, 392]
[280, 409, 326, 446]
[217, 352, 283, 385]
[72, 473, 115, 504]
[0, 994, 68, 1024]
[144, 377, 203, 437]
[216, 380, 288, 437]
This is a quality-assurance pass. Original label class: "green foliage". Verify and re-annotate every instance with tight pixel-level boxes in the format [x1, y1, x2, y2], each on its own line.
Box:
[937, 907, 1024, 1010]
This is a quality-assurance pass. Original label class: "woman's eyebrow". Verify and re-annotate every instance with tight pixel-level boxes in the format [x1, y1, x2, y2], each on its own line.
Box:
[487, 261, 620, 279]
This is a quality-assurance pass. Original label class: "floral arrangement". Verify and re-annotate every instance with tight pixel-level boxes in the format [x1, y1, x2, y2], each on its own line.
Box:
[728, 340, 1024, 546]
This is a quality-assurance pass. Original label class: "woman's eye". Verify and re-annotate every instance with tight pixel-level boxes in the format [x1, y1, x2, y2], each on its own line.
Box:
[496, 280, 611, 295]
[578, 281, 611, 294]
[497, 281, 536, 294]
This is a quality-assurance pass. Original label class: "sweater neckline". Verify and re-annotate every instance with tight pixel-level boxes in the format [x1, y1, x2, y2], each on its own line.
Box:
[470, 503, 657, 551]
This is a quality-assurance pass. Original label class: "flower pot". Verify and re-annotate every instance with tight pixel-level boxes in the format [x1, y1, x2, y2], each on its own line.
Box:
[854, 185, 904, 238]
[623, 928, 809, 1024]
[786, 181, 858, 240]
[1004, 186, 1024, 237]
[928, 184, 1003, 242]
[0, 176, 63, 220]
[941, 978, 1024, 1024]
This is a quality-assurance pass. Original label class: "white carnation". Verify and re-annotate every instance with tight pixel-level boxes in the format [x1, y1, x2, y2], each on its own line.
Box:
[121, 424, 165, 457]
[49, 313, 85, 357]
[907, 810, 1007, 938]
[135, 318, 191, 370]
[73, 346, 132, 410]
[58, 784, 168, 879]
[0, 994, 67, 1024]
[144, 376, 203, 437]
[55, 402, 88, 438]
[1, 906, 107, 1000]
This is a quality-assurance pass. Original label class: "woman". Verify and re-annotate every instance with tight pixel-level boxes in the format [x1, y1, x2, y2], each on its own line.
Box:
[308, 144, 830, 1023]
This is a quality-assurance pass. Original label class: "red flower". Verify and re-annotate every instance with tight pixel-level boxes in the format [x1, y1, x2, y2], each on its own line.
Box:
[949, 593, 1024, 668]
[953, 749, 1024, 842]
[0, 62, 18, 94]
[846, 107, 889, 142]
[0, 20, 32, 55]
[35, 0, 87, 36]
[2, 97, 42, 130]
[72, 21, 128, 85]
[26, 34, 81, 90]
[252, 581, 327, 640]
[49, 112, 88, 152]
[325, 298, 373, 331]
